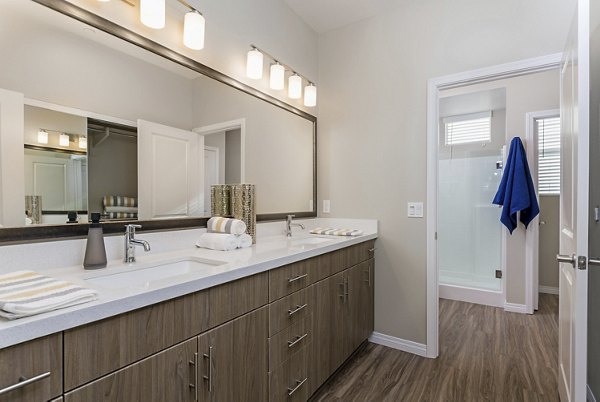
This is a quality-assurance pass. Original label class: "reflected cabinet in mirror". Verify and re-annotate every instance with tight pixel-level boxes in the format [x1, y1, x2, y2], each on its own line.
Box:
[0, 0, 316, 239]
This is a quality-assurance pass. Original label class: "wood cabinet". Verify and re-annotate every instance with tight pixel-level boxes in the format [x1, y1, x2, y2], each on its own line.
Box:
[0, 333, 62, 402]
[197, 307, 269, 402]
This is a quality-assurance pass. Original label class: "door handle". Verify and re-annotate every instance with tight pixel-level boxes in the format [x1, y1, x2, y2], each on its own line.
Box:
[557, 254, 576, 266]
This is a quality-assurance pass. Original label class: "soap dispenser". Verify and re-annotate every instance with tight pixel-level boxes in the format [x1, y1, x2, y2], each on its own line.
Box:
[83, 213, 107, 269]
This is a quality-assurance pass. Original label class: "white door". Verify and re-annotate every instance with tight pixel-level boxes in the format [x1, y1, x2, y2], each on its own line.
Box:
[203, 146, 219, 216]
[557, 2, 589, 401]
[0, 88, 24, 227]
[138, 120, 204, 220]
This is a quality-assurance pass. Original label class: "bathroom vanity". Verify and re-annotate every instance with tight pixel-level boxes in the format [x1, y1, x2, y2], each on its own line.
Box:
[0, 230, 376, 402]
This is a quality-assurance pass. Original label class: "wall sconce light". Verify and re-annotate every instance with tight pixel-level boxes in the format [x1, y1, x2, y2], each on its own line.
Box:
[59, 133, 70, 147]
[246, 47, 264, 80]
[246, 45, 317, 107]
[37, 130, 48, 145]
[183, 10, 205, 50]
[79, 136, 88, 150]
[140, 0, 165, 29]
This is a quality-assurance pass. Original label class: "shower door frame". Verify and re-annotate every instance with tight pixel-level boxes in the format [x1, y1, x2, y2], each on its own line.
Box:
[425, 53, 563, 358]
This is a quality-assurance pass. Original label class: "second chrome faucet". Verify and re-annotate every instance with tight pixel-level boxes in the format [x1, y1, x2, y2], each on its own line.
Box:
[285, 215, 306, 237]
[124, 224, 151, 263]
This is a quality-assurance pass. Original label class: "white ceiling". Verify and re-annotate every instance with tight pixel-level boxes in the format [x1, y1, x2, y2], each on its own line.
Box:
[283, 0, 395, 34]
[439, 88, 507, 118]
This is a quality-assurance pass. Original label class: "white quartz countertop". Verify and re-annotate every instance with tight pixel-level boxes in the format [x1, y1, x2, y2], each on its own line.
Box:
[0, 218, 377, 348]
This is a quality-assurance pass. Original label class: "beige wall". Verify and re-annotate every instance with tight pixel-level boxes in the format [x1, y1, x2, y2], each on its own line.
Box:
[539, 196, 560, 289]
[318, 0, 575, 343]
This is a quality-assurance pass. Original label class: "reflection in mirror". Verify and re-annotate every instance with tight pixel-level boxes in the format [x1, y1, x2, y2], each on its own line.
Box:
[0, 0, 316, 232]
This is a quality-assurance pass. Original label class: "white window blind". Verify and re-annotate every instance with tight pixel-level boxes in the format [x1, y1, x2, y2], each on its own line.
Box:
[444, 112, 492, 146]
[537, 116, 561, 195]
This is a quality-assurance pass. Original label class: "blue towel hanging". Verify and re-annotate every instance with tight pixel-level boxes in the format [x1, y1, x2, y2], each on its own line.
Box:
[492, 137, 540, 234]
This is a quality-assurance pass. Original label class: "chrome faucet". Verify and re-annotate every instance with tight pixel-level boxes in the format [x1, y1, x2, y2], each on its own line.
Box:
[285, 215, 305, 237]
[124, 224, 151, 263]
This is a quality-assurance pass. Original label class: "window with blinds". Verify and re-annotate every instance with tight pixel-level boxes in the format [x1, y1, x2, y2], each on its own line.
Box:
[537, 116, 561, 195]
[444, 112, 492, 146]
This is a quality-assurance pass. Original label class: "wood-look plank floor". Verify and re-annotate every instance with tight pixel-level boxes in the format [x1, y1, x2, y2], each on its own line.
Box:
[311, 294, 559, 402]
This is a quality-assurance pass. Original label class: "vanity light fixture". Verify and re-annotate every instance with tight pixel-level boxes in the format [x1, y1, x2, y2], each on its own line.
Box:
[269, 62, 285, 90]
[246, 47, 264, 80]
[79, 136, 88, 150]
[140, 0, 166, 29]
[183, 10, 205, 50]
[59, 133, 70, 147]
[304, 83, 317, 107]
[246, 45, 317, 106]
[288, 74, 302, 99]
[37, 130, 48, 145]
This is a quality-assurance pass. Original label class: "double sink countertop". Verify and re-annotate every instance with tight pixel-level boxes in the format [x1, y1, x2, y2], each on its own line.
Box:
[0, 218, 377, 349]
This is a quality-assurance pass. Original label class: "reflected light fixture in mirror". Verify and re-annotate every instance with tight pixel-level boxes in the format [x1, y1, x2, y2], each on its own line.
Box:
[140, 0, 165, 29]
[59, 133, 70, 147]
[183, 10, 205, 50]
[37, 129, 48, 145]
[288, 74, 302, 99]
[270, 62, 285, 90]
[79, 137, 88, 150]
[246, 48, 264, 79]
[304, 83, 317, 107]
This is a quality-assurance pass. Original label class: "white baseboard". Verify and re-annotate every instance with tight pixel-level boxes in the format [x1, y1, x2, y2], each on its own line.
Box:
[588, 384, 597, 402]
[539, 285, 559, 295]
[439, 284, 504, 308]
[369, 332, 428, 357]
[504, 302, 529, 314]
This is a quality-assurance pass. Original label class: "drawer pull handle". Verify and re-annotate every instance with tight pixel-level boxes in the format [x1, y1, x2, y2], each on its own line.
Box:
[203, 346, 213, 393]
[0, 372, 51, 396]
[189, 352, 199, 401]
[288, 378, 308, 396]
[288, 273, 308, 283]
[368, 248, 376, 252]
[287, 333, 308, 348]
[288, 303, 308, 316]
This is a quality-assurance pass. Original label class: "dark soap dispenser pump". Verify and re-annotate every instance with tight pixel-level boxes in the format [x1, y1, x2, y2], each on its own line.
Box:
[84, 213, 107, 270]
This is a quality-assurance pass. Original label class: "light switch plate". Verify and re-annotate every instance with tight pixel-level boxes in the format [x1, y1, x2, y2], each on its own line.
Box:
[407, 202, 424, 218]
[323, 200, 331, 214]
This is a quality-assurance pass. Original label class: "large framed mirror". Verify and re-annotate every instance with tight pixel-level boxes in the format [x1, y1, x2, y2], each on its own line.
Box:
[0, 0, 317, 242]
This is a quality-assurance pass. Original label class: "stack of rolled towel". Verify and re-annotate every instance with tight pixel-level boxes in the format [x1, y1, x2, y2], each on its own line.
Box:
[309, 227, 364, 236]
[103, 195, 138, 220]
[196, 217, 253, 251]
[0, 271, 99, 320]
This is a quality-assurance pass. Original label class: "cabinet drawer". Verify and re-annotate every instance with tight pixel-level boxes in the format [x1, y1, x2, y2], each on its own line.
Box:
[64, 338, 197, 402]
[64, 289, 209, 391]
[0, 333, 62, 402]
[269, 288, 311, 336]
[269, 317, 311, 370]
[269, 346, 308, 402]
[345, 240, 376, 269]
[269, 258, 316, 301]
[209, 272, 268, 328]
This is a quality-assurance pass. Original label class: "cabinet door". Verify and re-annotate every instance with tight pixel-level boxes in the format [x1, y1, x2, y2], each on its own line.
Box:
[344, 260, 374, 357]
[308, 272, 345, 393]
[197, 307, 268, 402]
[64, 338, 197, 402]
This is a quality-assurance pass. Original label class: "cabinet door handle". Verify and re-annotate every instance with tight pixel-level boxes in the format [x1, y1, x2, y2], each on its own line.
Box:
[189, 352, 198, 401]
[288, 273, 308, 283]
[202, 346, 213, 393]
[339, 281, 345, 300]
[288, 303, 308, 316]
[287, 378, 308, 396]
[364, 265, 371, 287]
[287, 333, 308, 348]
[0, 372, 51, 396]
[345, 278, 349, 300]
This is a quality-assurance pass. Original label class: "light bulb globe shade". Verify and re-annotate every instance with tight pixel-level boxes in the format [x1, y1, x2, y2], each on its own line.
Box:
[304, 84, 317, 107]
[79, 137, 88, 150]
[37, 130, 48, 145]
[246, 49, 263, 80]
[288, 74, 302, 99]
[59, 133, 70, 147]
[97, 0, 110, 2]
[269, 63, 285, 90]
[140, 0, 165, 29]
[183, 11, 205, 50]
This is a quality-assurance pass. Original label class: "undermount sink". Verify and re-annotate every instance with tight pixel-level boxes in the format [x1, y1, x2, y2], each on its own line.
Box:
[289, 236, 336, 246]
[85, 257, 227, 290]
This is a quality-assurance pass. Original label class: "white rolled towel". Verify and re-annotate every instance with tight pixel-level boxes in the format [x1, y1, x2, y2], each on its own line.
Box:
[196, 233, 238, 251]
[236, 234, 253, 249]
[207, 217, 247, 235]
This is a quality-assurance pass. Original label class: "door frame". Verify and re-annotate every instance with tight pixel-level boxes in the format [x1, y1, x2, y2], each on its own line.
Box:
[426, 53, 562, 358]
[194, 118, 246, 183]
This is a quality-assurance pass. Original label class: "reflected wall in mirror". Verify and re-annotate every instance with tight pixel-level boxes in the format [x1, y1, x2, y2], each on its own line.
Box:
[0, 0, 316, 231]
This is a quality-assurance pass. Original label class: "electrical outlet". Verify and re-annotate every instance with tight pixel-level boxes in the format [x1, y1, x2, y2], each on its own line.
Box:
[407, 202, 424, 218]
[323, 200, 331, 214]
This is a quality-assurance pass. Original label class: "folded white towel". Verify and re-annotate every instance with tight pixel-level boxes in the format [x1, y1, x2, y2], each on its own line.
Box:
[207, 217, 247, 235]
[0, 271, 98, 320]
[309, 227, 364, 237]
[196, 233, 238, 251]
[236, 234, 253, 249]
[105, 206, 139, 213]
